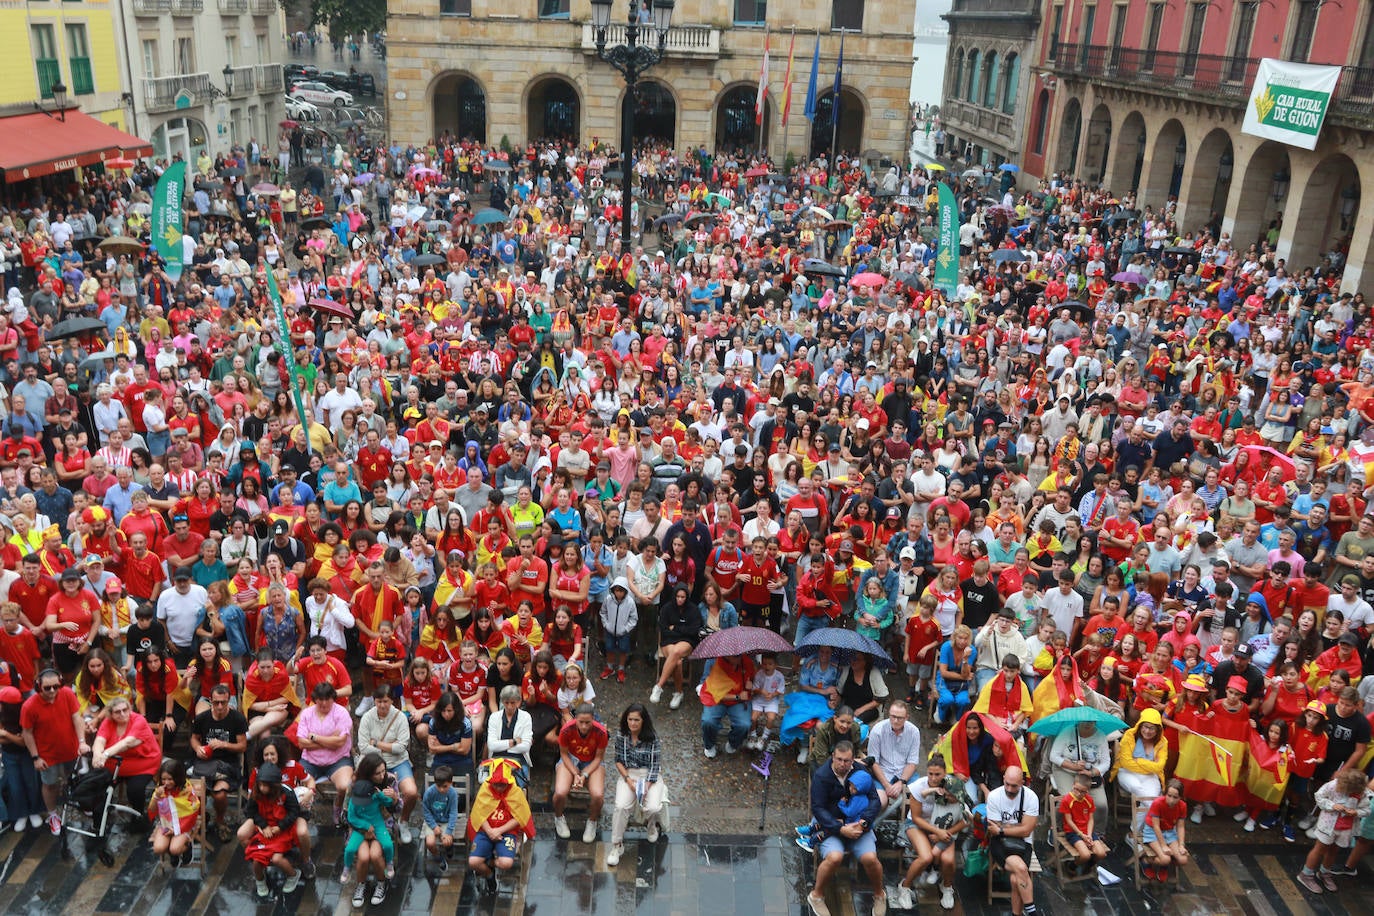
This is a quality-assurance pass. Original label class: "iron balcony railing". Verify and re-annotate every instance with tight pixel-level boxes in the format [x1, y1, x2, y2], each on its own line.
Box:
[1049, 42, 1374, 121]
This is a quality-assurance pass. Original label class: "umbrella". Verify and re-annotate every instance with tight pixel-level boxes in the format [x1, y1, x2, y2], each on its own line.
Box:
[1164, 245, 1200, 260]
[425, 220, 451, 232]
[683, 212, 714, 229]
[470, 208, 508, 227]
[47, 316, 107, 341]
[873, 189, 897, 199]
[961, 168, 985, 178]
[893, 271, 920, 286]
[602, 169, 623, 181]
[105, 158, 135, 171]
[992, 249, 1027, 265]
[280, 119, 299, 129]
[745, 166, 770, 178]
[299, 215, 331, 231]
[998, 163, 1020, 173]
[81, 347, 118, 369]
[652, 213, 683, 230]
[307, 297, 353, 320]
[985, 204, 1018, 220]
[1112, 270, 1148, 285]
[1239, 444, 1296, 482]
[821, 220, 852, 231]
[352, 173, 375, 185]
[1101, 208, 1140, 226]
[1028, 706, 1128, 738]
[808, 206, 834, 221]
[411, 253, 446, 268]
[97, 236, 143, 256]
[483, 160, 512, 172]
[850, 272, 886, 288]
[1058, 300, 1096, 321]
[920, 163, 946, 172]
[808, 183, 832, 196]
[127, 202, 150, 216]
[408, 166, 440, 180]
[251, 183, 279, 196]
[705, 192, 732, 208]
[802, 258, 845, 278]
[219, 166, 245, 178]
[690, 625, 793, 661]
[794, 626, 895, 670]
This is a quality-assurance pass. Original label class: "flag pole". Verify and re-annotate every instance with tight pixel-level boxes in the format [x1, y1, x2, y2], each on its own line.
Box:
[756, 27, 769, 159]
[783, 26, 796, 165]
[829, 29, 844, 183]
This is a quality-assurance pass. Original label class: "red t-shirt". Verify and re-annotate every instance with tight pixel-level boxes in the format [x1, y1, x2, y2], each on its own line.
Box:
[1058, 790, 1095, 836]
[558, 718, 609, 764]
[708, 546, 745, 595]
[95, 712, 161, 776]
[905, 615, 943, 664]
[300, 655, 352, 696]
[737, 555, 778, 606]
[0, 625, 40, 689]
[1147, 795, 1186, 831]
[20, 687, 81, 764]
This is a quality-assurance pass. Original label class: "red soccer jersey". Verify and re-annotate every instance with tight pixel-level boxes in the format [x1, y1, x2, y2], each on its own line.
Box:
[904, 615, 943, 664]
[737, 555, 779, 606]
[448, 660, 487, 700]
[558, 718, 609, 764]
[1147, 795, 1186, 832]
[122, 550, 166, 600]
[1058, 790, 1095, 836]
[366, 635, 406, 686]
[300, 655, 352, 695]
[0, 625, 41, 689]
[707, 546, 745, 595]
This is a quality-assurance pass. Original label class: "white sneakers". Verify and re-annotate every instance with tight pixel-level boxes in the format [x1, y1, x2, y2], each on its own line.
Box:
[940, 886, 955, 910]
[583, 820, 597, 843]
[1234, 809, 1249, 823]
[399, 823, 413, 845]
[796, 748, 809, 765]
[669, 692, 683, 709]
[606, 843, 624, 867]
[703, 746, 717, 759]
[1244, 818, 1256, 832]
[646, 820, 660, 843]
[892, 883, 915, 910]
[1190, 807, 1204, 824]
[649, 685, 663, 704]
[554, 815, 571, 839]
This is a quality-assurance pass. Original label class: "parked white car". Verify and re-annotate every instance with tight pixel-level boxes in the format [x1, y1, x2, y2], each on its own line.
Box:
[289, 81, 353, 107]
[284, 95, 321, 121]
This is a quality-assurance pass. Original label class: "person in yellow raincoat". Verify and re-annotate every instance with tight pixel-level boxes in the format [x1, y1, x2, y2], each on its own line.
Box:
[1112, 707, 1169, 809]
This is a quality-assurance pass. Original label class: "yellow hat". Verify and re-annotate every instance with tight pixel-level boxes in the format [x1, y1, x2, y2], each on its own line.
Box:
[42, 524, 61, 541]
[1138, 708, 1163, 727]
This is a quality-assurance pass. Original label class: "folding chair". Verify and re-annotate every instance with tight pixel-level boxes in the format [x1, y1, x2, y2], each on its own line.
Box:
[188, 778, 210, 876]
[1126, 797, 1179, 887]
[1043, 789, 1095, 884]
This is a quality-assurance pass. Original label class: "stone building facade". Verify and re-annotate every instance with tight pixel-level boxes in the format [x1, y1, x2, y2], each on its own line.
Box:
[386, 0, 917, 162]
[938, 0, 1039, 169]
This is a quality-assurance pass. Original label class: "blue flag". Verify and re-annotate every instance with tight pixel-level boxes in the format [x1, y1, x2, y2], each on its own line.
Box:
[803, 32, 820, 122]
[832, 30, 845, 128]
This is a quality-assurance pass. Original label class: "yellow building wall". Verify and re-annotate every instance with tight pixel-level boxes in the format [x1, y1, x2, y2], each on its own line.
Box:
[0, 1, 128, 108]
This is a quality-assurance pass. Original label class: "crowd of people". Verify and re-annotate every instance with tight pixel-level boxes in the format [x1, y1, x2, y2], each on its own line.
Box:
[0, 124, 1370, 915]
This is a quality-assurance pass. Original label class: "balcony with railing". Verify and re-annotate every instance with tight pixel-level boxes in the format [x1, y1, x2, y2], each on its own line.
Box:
[225, 65, 255, 96]
[1048, 42, 1374, 125]
[171, 0, 205, 13]
[580, 22, 719, 59]
[218, 0, 247, 12]
[941, 97, 1016, 142]
[250, 0, 276, 14]
[132, 0, 172, 14]
[255, 63, 283, 93]
[143, 72, 212, 112]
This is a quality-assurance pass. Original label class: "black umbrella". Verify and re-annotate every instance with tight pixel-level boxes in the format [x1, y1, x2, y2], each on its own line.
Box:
[893, 271, 920, 286]
[48, 317, 107, 341]
[219, 166, 245, 178]
[603, 169, 624, 181]
[299, 215, 331, 231]
[992, 249, 1028, 264]
[652, 213, 683, 230]
[1058, 300, 1096, 321]
[1101, 208, 1140, 226]
[802, 258, 845, 278]
[483, 160, 512, 172]
[683, 212, 714, 229]
[411, 253, 446, 267]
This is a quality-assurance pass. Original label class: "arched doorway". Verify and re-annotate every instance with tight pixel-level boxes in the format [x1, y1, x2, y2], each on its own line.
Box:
[1181, 128, 1233, 234]
[1288, 154, 1360, 269]
[714, 85, 769, 154]
[811, 88, 865, 159]
[152, 117, 210, 164]
[1231, 141, 1291, 249]
[1084, 103, 1112, 184]
[1054, 96, 1082, 175]
[431, 72, 487, 142]
[1143, 119, 1186, 206]
[526, 76, 580, 143]
[628, 81, 676, 147]
[1108, 111, 1146, 194]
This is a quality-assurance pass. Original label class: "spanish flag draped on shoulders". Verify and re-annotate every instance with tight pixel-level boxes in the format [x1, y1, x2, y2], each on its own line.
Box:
[973, 671, 1032, 727]
[1174, 685, 1251, 806]
[1241, 722, 1292, 813]
[467, 758, 535, 842]
[1031, 656, 1085, 722]
[241, 657, 301, 713]
[930, 710, 1028, 779]
[699, 655, 756, 706]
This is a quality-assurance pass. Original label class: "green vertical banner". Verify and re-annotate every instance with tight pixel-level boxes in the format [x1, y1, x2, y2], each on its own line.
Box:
[934, 181, 960, 296]
[151, 161, 185, 281]
[264, 265, 314, 439]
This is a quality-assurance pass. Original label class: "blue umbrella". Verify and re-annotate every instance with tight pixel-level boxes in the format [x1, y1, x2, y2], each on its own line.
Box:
[470, 207, 508, 226]
[993, 249, 1027, 264]
[794, 627, 895, 670]
[1027, 705, 1128, 738]
[999, 163, 1020, 172]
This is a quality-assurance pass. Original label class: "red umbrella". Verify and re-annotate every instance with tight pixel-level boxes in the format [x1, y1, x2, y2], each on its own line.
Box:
[280, 119, 299, 129]
[1239, 444, 1296, 482]
[307, 297, 353, 320]
[690, 625, 793, 660]
[105, 158, 135, 171]
[744, 166, 770, 178]
[850, 272, 886, 288]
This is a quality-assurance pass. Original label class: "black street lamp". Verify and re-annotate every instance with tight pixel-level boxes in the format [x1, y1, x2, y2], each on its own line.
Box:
[590, 0, 675, 250]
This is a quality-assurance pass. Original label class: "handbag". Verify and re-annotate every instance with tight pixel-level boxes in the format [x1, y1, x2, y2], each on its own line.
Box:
[963, 846, 989, 877]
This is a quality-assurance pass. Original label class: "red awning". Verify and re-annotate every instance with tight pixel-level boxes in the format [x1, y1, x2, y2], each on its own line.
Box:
[0, 110, 153, 184]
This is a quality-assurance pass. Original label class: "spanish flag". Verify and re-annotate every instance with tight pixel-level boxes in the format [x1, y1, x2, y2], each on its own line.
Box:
[1030, 659, 1085, 723]
[1241, 726, 1291, 812]
[467, 758, 535, 842]
[929, 711, 1027, 778]
[1306, 645, 1363, 692]
[1174, 701, 1249, 806]
[241, 660, 301, 712]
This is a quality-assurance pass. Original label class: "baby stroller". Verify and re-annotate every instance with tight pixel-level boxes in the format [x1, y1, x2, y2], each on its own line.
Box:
[59, 756, 145, 866]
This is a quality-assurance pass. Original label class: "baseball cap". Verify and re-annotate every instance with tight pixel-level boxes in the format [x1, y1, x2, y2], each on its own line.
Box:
[1233, 643, 1253, 658]
[273, 520, 290, 535]
[886, 507, 902, 520]
[172, 566, 192, 581]
[899, 546, 916, 561]
[1338, 631, 1361, 646]
[839, 538, 855, 552]
[60, 567, 82, 581]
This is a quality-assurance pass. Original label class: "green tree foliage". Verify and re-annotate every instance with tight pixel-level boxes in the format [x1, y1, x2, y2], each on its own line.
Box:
[309, 0, 386, 41]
